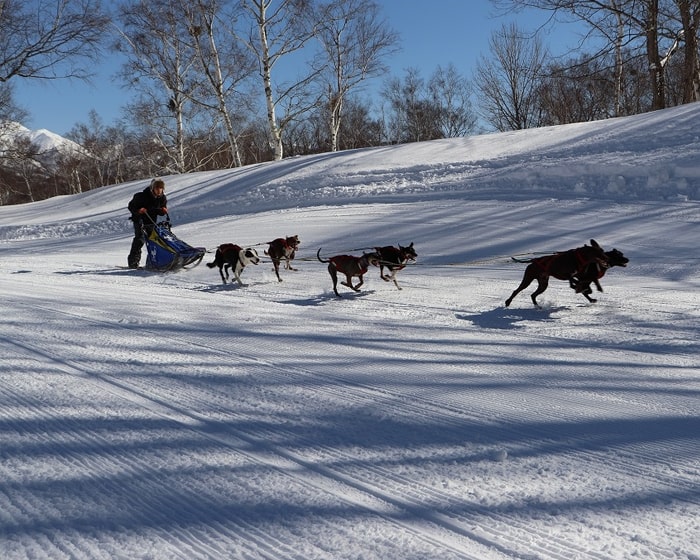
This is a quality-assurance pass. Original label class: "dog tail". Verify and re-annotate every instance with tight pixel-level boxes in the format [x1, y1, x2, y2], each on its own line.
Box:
[511, 256, 533, 264]
[207, 248, 220, 268]
[316, 248, 329, 263]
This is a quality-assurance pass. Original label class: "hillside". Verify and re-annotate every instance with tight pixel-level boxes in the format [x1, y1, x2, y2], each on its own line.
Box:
[0, 105, 698, 560]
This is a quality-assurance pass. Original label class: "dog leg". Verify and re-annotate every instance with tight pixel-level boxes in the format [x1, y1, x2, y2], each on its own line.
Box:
[390, 270, 402, 290]
[340, 272, 354, 290]
[530, 277, 549, 307]
[272, 259, 282, 282]
[328, 264, 341, 296]
[233, 266, 246, 286]
[505, 267, 535, 307]
[219, 266, 227, 284]
[352, 275, 364, 292]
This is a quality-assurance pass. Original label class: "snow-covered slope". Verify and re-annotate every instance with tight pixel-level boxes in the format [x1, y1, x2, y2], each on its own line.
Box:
[0, 105, 698, 559]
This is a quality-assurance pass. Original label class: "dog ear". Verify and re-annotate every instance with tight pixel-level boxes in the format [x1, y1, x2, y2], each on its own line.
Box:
[590, 239, 599, 248]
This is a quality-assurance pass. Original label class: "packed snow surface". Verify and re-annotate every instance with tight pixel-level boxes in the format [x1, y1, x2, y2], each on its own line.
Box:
[0, 104, 698, 559]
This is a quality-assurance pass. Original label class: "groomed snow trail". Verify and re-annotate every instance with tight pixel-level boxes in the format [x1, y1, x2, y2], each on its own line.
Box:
[1, 221, 697, 559]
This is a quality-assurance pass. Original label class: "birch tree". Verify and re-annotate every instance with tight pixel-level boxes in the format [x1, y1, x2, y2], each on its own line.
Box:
[181, 0, 256, 167]
[115, 0, 199, 172]
[239, 0, 318, 160]
[314, 0, 398, 152]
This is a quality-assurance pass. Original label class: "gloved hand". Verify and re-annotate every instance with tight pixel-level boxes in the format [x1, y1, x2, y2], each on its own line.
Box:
[138, 207, 147, 214]
[159, 207, 168, 215]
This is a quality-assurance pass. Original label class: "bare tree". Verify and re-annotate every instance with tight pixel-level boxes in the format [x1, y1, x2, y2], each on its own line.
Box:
[313, 0, 399, 152]
[475, 23, 548, 131]
[63, 110, 128, 189]
[0, 134, 45, 202]
[0, 83, 30, 188]
[0, 82, 28, 124]
[180, 0, 257, 168]
[0, 0, 109, 204]
[671, 0, 700, 103]
[538, 53, 619, 124]
[382, 68, 443, 143]
[0, 0, 109, 84]
[428, 64, 478, 137]
[492, 0, 699, 112]
[115, 0, 200, 173]
[239, 0, 319, 160]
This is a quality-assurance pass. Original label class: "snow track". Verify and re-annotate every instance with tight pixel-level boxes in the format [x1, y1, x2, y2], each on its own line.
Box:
[1, 254, 697, 559]
[2, 110, 700, 557]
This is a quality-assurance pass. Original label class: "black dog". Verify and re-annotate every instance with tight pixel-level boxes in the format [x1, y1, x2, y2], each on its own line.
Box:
[505, 239, 609, 307]
[570, 248, 629, 302]
[317, 248, 380, 297]
[207, 243, 260, 285]
[265, 235, 300, 282]
[373, 243, 417, 290]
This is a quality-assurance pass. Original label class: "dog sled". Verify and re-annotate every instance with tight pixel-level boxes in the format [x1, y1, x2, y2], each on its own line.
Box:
[144, 218, 206, 272]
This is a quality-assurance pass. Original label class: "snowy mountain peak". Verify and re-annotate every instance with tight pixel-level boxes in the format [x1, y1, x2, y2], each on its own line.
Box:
[0, 121, 84, 166]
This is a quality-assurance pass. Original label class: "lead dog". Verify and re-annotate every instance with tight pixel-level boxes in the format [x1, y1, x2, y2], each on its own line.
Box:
[505, 239, 609, 307]
[265, 235, 300, 282]
[570, 248, 629, 302]
[317, 248, 380, 297]
[373, 243, 417, 290]
[207, 243, 260, 285]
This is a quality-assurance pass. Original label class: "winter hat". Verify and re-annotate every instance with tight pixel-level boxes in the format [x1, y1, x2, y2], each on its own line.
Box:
[150, 178, 165, 192]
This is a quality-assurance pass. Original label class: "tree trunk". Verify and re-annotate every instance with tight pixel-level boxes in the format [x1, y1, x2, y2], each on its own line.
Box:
[677, 0, 700, 103]
[612, 0, 624, 116]
[645, 0, 665, 110]
[256, 2, 284, 160]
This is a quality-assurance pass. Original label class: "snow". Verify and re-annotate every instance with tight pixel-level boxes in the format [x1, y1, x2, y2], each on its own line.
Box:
[1, 104, 699, 560]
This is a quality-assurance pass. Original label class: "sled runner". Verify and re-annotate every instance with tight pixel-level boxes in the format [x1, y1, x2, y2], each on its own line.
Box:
[144, 218, 206, 272]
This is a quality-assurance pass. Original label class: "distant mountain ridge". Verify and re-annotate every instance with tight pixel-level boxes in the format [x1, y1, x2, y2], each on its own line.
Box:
[0, 122, 85, 169]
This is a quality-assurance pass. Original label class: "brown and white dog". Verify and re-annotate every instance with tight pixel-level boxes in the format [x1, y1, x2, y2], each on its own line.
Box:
[265, 235, 300, 282]
[373, 243, 417, 290]
[317, 248, 380, 297]
[207, 243, 260, 285]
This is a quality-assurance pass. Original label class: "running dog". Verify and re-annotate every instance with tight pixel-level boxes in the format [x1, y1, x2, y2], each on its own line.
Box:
[317, 248, 380, 297]
[207, 243, 260, 285]
[265, 235, 300, 282]
[570, 248, 629, 302]
[373, 243, 417, 290]
[505, 239, 609, 307]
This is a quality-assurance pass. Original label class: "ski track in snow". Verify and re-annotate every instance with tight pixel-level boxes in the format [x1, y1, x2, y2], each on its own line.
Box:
[2, 246, 698, 559]
[1, 105, 700, 559]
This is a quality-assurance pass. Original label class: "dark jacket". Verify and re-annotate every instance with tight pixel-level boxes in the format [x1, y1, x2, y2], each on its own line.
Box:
[128, 186, 168, 224]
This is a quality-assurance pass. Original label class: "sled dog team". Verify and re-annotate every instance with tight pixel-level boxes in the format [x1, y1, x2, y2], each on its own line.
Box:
[207, 236, 419, 297]
[206, 235, 628, 305]
[129, 181, 628, 305]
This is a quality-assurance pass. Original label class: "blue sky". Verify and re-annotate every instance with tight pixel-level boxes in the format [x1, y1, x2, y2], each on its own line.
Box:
[15, 1, 582, 135]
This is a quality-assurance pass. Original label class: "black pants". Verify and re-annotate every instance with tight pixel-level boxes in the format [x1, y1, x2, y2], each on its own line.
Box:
[127, 219, 153, 266]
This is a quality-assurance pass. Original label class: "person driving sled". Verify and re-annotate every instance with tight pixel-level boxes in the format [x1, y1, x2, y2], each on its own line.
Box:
[127, 178, 168, 268]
